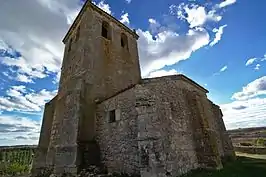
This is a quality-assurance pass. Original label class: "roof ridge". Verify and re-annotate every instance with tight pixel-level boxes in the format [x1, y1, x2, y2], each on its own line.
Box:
[142, 74, 208, 93]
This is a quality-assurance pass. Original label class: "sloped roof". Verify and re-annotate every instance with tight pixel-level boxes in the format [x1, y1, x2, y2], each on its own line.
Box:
[96, 74, 208, 104]
[142, 74, 209, 93]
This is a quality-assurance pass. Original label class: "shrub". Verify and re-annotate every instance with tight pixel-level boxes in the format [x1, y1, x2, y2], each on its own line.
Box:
[255, 138, 266, 147]
[240, 142, 253, 146]
[0, 162, 29, 176]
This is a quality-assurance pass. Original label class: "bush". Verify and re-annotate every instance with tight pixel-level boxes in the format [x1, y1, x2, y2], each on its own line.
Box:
[0, 162, 29, 176]
[240, 142, 253, 146]
[255, 138, 266, 147]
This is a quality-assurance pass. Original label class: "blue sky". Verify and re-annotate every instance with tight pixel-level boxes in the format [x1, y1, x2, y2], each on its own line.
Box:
[0, 0, 266, 146]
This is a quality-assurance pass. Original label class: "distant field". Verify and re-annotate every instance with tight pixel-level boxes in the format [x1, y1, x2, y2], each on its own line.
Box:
[227, 126, 266, 147]
[236, 152, 266, 160]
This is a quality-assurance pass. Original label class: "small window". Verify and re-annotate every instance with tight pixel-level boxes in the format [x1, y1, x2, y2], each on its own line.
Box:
[109, 110, 116, 123]
[75, 26, 80, 42]
[68, 38, 72, 52]
[121, 33, 128, 50]
[102, 21, 110, 39]
[121, 38, 125, 47]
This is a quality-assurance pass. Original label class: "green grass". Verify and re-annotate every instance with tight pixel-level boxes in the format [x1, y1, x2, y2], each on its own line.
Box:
[181, 156, 266, 177]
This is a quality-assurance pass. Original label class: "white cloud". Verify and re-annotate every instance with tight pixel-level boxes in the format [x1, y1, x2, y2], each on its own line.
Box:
[220, 97, 266, 130]
[220, 65, 228, 72]
[173, 4, 222, 28]
[16, 74, 34, 83]
[125, 0, 132, 4]
[0, 114, 41, 145]
[137, 26, 210, 76]
[0, 40, 17, 56]
[209, 25, 227, 46]
[148, 18, 162, 34]
[0, 1, 80, 83]
[120, 13, 130, 25]
[93, 1, 112, 14]
[146, 69, 179, 78]
[12, 86, 27, 93]
[0, 115, 40, 132]
[221, 74, 266, 130]
[213, 64, 228, 76]
[184, 6, 207, 28]
[0, 0, 113, 84]
[245, 57, 257, 66]
[37, 0, 81, 24]
[0, 86, 57, 112]
[255, 64, 260, 70]
[149, 19, 157, 24]
[1, 55, 48, 83]
[245, 54, 266, 67]
[66, 10, 81, 25]
[219, 0, 237, 8]
[232, 76, 266, 100]
[207, 10, 223, 22]
[262, 54, 266, 61]
[53, 71, 61, 84]
[25, 89, 57, 107]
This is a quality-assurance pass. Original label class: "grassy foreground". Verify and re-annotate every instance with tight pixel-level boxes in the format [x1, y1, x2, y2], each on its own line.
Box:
[181, 156, 266, 177]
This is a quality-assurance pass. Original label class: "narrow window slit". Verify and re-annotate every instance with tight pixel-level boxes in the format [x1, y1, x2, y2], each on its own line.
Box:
[109, 110, 116, 123]
[102, 21, 110, 39]
[121, 33, 128, 50]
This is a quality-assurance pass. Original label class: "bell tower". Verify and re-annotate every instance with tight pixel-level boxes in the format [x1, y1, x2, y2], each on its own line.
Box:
[59, 1, 141, 99]
[44, 0, 141, 175]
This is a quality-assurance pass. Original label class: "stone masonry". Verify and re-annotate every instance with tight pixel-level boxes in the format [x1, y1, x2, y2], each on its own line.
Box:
[31, 0, 235, 177]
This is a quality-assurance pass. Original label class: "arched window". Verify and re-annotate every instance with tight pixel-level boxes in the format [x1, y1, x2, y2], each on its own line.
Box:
[121, 33, 128, 50]
[102, 21, 110, 40]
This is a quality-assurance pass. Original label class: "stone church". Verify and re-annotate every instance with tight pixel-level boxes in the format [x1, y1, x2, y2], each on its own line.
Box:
[31, 0, 235, 177]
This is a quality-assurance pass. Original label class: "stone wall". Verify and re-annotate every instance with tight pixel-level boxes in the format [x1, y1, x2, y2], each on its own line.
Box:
[45, 79, 84, 175]
[92, 75, 230, 177]
[211, 104, 235, 161]
[135, 85, 199, 177]
[95, 88, 139, 175]
[135, 76, 224, 177]
[94, 76, 214, 177]
[54, 92, 81, 174]
[208, 103, 225, 158]
[185, 94, 222, 170]
[31, 97, 56, 176]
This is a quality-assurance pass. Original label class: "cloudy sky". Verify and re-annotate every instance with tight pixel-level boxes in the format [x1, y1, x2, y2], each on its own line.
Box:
[0, 0, 266, 146]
